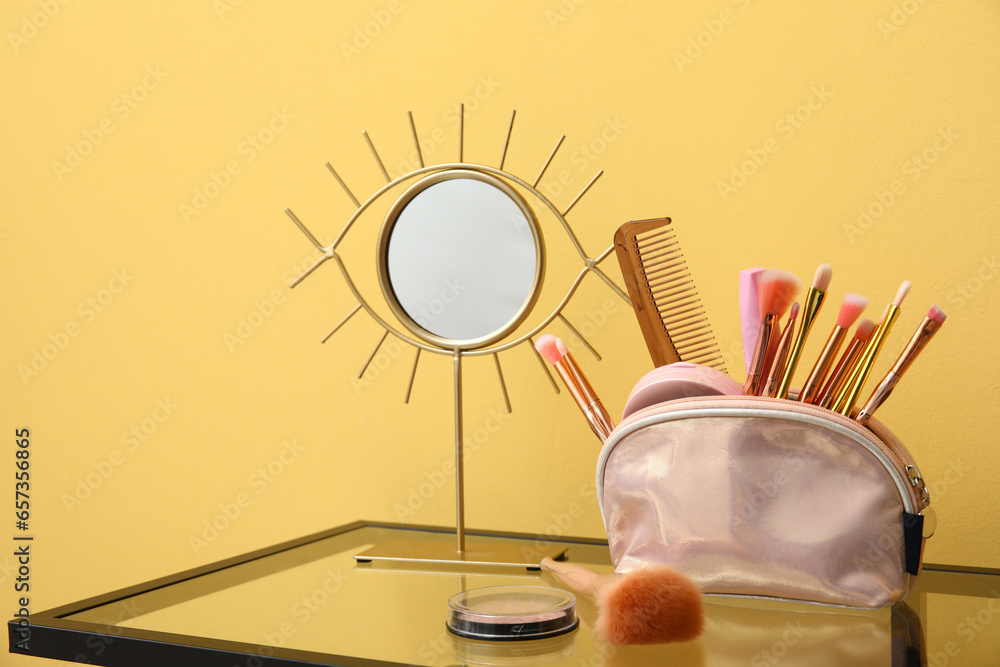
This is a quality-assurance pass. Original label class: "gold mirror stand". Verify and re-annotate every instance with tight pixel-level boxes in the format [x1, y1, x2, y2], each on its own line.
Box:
[284, 108, 629, 568]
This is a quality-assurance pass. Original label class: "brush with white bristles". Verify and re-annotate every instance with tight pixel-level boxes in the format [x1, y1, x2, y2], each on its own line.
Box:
[776, 263, 832, 399]
[540, 558, 704, 645]
[799, 293, 869, 404]
[835, 280, 911, 415]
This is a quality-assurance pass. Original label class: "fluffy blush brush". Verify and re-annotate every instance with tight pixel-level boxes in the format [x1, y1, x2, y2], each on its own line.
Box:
[540, 558, 704, 645]
[744, 270, 801, 395]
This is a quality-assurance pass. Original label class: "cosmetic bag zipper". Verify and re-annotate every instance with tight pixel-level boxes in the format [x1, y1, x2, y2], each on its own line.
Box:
[598, 394, 930, 518]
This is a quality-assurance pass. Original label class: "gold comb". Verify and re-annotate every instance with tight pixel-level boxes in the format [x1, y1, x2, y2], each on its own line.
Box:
[614, 217, 727, 371]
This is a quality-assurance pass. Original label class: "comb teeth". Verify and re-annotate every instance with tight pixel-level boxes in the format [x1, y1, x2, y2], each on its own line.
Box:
[615, 218, 727, 372]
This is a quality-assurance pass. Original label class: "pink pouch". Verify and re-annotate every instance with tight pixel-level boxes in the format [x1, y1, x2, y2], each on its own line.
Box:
[596, 395, 933, 608]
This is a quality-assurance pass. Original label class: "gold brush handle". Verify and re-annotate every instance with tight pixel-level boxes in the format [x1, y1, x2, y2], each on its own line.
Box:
[778, 287, 825, 399]
[837, 306, 898, 415]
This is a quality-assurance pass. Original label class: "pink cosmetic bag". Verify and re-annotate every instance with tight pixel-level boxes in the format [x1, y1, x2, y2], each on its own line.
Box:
[596, 395, 934, 608]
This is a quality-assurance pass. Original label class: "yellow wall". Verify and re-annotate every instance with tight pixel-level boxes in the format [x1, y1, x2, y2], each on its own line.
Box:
[2, 1, 998, 663]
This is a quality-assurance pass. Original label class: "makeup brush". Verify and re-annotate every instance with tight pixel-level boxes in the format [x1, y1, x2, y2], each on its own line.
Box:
[817, 317, 876, 409]
[836, 280, 911, 415]
[739, 267, 766, 374]
[535, 334, 615, 442]
[540, 558, 703, 645]
[764, 302, 799, 397]
[856, 305, 946, 425]
[799, 293, 869, 404]
[744, 270, 801, 396]
[776, 263, 832, 399]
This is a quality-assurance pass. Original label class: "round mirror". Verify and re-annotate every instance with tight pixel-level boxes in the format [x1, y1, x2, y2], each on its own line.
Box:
[377, 169, 544, 349]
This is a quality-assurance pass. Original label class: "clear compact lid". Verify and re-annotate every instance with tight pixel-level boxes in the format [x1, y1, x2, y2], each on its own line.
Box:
[446, 585, 578, 642]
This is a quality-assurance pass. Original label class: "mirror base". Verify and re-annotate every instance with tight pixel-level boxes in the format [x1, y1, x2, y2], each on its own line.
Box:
[354, 539, 567, 569]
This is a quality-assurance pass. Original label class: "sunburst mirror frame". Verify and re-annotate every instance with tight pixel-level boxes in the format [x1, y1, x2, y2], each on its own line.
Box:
[283, 108, 629, 567]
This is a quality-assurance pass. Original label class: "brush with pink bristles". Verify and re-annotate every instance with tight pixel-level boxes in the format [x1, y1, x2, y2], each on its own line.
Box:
[535, 334, 614, 442]
[856, 304, 946, 424]
[540, 558, 704, 645]
[799, 293, 870, 404]
[744, 270, 801, 395]
[817, 317, 876, 409]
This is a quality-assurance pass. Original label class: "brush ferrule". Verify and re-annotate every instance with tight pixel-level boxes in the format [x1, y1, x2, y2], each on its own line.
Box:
[744, 313, 775, 395]
[856, 372, 901, 425]
[584, 401, 615, 442]
[555, 358, 587, 411]
[818, 338, 864, 409]
[560, 352, 614, 441]
[764, 319, 796, 397]
[800, 326, 846, 404]
[892, 317, 942, 377]
[561, 351, 598, 405]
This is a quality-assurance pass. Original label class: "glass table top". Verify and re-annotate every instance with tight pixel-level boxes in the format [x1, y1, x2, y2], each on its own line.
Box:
[10, 521, 1000, 666]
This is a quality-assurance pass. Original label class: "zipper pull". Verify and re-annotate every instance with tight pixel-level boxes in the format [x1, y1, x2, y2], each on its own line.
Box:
[906, 464, 936, 538]
[906, 465, 931, 507]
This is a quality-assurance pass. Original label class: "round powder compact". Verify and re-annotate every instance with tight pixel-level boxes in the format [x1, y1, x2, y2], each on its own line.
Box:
[446, 586, 578, 641]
